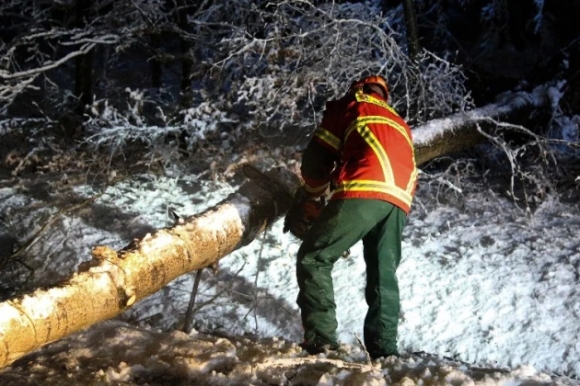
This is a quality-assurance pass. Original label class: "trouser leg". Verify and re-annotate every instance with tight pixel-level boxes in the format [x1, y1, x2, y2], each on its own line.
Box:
[362, 203, 406, 357]
[296, 199, 399, 346]
[296, 199, 360, 345]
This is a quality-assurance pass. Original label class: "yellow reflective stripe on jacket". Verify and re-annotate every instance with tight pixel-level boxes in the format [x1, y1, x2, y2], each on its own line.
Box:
[344, 116, 413, 150]
[313, 126, 340, 151]
[334, 180, 414, 207]
[355, 124, 395, 184]
[406, 167, 419, 194]
[355, 91, 400, 117]
[342, 115, 417, 204]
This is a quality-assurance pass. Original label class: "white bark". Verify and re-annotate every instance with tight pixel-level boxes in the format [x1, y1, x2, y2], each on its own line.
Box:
[0, 167, 301, 369]
[413, 83, 553, 165]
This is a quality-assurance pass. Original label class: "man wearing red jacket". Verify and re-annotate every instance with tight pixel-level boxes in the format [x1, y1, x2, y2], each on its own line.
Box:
[292, 75, 417, 359]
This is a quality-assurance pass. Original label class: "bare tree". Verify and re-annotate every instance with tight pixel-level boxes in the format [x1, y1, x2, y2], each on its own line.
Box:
[402, 0, 420, 60]
[74, 0, 95, 116]
[0, 0, 120, 118]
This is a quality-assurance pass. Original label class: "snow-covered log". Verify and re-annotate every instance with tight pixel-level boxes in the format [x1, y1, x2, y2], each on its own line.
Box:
[413, 84, 553, 165]
[0, 167, 302, 370]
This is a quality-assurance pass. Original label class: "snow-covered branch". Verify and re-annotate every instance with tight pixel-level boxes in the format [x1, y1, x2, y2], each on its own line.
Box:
[0, 44, 96, 81]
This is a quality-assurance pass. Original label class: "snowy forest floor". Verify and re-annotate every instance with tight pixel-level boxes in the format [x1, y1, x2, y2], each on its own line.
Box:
[0, 132, 579, 385]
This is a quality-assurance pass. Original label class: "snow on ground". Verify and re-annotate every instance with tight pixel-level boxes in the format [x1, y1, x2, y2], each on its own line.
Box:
[1, 319, 574, 386]
[0, 171, 579, 385]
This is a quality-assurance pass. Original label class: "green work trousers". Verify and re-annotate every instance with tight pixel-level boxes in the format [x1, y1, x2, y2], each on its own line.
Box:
[296, 198, 406, 356]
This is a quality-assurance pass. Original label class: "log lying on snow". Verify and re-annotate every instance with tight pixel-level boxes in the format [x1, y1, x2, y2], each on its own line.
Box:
[0, 167, 301, 370]
[413, 84, 552, 165]
[0, 84, 554, 370]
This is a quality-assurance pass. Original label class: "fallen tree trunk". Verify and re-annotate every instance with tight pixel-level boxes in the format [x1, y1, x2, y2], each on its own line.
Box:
[0, 84, 555, 369]
[413, 84, 552, 165]
[0, 167, 301, 369]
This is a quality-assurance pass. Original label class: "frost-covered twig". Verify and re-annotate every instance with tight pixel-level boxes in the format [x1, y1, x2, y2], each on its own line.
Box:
[1, 193, 103, 271]
[0, 44, 96, 80]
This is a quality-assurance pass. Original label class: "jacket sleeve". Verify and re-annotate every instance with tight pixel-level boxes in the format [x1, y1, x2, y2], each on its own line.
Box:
[300, 140, 337, 197]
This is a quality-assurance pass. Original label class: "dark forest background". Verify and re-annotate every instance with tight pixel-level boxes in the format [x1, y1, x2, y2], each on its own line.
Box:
[0, 0, 579, 203]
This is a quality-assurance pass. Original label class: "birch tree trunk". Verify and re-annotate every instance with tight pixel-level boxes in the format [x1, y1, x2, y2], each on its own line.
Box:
[0, 167, 301, 369]
[413, 84, 552, 165]
[0, 84, 553, 369]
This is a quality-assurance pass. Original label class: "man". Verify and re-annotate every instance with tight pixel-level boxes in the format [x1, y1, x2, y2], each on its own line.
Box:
[290, 75, 417, 359]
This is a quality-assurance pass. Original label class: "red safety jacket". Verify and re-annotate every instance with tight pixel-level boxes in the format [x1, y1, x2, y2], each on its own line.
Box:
[301, 90, 417, 213]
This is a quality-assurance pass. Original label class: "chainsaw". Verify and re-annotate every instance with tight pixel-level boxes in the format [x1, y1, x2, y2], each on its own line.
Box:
[282, 187, 325, 240]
